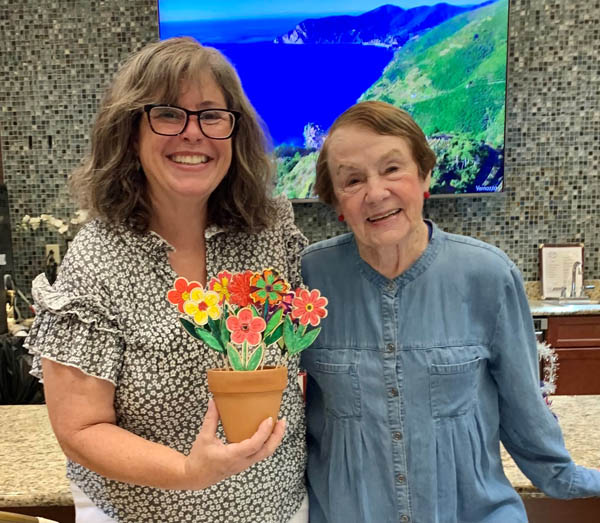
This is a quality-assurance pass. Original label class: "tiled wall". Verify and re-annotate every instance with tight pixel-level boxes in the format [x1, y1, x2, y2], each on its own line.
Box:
[1, 0, 599, 297]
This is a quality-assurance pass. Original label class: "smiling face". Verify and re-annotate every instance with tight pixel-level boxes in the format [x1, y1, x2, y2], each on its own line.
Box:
[328, 124, 431, 258]
[136, 74, 233, 213]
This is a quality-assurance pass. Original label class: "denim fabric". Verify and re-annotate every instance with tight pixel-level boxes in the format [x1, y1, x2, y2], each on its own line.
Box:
[301, 222, 600, 523]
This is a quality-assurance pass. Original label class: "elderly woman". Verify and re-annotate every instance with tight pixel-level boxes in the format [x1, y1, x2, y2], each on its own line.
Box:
[300, 101, 600, 523]
[25, 38, 308, 522]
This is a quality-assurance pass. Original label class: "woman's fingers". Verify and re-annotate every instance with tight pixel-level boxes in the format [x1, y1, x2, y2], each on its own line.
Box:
[233, 417, 286, 461]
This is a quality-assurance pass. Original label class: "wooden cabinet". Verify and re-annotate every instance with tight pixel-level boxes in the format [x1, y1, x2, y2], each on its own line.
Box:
[546, 315, 600, 395]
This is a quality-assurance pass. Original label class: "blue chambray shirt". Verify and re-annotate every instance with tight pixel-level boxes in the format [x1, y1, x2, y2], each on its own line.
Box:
[300, 222, 600, 523]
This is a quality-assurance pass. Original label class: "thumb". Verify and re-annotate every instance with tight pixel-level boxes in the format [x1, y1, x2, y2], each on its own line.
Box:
[199, 398, 220, 436]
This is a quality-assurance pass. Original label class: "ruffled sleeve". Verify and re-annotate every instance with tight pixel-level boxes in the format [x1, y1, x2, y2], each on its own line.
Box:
[26, 272, 125, 386]
[273, 196, 308, 289]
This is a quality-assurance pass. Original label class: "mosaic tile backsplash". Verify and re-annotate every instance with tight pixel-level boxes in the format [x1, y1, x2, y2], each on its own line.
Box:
[1, 0, 599, 298]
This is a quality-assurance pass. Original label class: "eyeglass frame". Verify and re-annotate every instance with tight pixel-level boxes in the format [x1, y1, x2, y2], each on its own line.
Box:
[143, 104, 241, 140]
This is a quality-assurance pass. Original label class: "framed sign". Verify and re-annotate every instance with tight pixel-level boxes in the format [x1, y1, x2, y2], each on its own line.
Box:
[539, 243, 584, 299]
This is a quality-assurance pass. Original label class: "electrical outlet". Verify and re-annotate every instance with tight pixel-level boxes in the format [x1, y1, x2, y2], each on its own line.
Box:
[45, 244, 61, 264]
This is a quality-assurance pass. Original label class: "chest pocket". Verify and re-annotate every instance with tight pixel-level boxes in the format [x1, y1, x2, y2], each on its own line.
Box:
[310, 353, 362, 420]
[429, 357, 482, 419]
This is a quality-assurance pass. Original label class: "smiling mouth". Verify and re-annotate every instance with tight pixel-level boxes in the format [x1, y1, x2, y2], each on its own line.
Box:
[367, 209, 401, 222]
[168, 154, 210, 165]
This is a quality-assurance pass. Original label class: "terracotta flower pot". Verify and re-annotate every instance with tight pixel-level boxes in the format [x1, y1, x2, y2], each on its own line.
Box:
[206, 365, 288, 443]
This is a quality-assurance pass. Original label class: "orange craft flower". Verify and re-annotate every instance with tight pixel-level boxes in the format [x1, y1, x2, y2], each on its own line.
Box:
[225, 307, 266, 346]
[228, 270, 254, 307]
[166, 277, 202, 313]
[250, 268, 290, 305]
[291, 288, 329, 327]
[209, 270, 233, 304]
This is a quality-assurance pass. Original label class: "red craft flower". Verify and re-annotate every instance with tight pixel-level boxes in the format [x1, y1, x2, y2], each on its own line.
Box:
[209, 270, 233, 304]
[228, 270, 254, 307]
[291, 288, 329, 327]
[225, 307, 266, 346]
[166, 277, 202, 313]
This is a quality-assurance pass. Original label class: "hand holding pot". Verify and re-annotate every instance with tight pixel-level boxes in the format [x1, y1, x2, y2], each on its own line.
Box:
[181, 399, 286, 489]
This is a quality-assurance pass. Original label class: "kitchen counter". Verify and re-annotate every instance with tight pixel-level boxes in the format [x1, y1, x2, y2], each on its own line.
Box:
[526, 279, 600, 316]
[1, 399, 598, 509]
[528, 300, 600, 317]
[0, 405, 71, 508]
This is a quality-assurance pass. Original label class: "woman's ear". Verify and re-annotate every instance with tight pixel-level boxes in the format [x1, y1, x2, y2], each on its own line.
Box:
[423, 170, 432, 191]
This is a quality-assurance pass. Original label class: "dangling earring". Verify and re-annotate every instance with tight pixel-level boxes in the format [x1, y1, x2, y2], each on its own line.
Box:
[423, 191, 431, 200]
[337, 214, 345, 222]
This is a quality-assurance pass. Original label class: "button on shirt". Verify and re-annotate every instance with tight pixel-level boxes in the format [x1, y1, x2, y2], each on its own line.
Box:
[301, 223, 600, 523]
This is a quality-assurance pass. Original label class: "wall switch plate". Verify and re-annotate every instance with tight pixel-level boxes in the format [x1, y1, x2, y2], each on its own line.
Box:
[45, 244, 61, 264]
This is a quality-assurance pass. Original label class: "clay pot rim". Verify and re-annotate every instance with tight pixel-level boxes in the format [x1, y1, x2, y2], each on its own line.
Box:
[207, 365, 288, 393]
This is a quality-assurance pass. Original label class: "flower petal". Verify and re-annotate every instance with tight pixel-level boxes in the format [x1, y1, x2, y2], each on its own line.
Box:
[174, 277, 189, 293]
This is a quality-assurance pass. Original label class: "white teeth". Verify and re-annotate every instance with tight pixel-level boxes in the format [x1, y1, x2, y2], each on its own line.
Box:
[368, 209, 400, 222]
[170, 154, 209, 165]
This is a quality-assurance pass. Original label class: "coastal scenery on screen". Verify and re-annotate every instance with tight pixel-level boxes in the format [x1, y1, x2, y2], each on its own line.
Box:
[159, 0, 508, 198]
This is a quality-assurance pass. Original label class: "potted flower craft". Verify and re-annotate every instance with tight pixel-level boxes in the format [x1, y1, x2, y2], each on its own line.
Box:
[167, 268, 328, 442]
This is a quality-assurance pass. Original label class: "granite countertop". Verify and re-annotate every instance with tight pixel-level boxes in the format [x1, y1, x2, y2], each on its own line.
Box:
[0, 405, 71, 507]
[525, 280, 600, 316]
[1, 398, 598, 507]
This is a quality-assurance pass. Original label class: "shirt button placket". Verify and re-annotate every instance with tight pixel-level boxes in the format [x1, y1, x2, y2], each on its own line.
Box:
[400, 515, 410, 522]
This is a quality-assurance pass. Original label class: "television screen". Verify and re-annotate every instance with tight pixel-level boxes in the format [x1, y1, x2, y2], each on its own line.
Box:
[158, 0, 509, 199]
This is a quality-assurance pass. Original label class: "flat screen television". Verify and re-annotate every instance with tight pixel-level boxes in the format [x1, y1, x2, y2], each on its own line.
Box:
[158, 0, 509, 199]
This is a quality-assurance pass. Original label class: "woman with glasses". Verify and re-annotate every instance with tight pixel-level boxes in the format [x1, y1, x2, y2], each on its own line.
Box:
[25, 38, 308, 522]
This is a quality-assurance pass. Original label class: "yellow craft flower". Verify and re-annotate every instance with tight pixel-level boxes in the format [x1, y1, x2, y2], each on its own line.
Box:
[183, 288, 221, 326]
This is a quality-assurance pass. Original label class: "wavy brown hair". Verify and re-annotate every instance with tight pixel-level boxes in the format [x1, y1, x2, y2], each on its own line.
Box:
[70, 37, 277, 233]
[314, 101, 436, 206]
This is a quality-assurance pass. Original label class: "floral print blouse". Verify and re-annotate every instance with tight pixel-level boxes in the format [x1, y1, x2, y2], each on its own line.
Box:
[26, 198, 308, 523]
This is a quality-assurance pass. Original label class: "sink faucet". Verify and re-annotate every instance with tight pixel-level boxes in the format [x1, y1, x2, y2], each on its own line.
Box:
[570, 261, 582, 298]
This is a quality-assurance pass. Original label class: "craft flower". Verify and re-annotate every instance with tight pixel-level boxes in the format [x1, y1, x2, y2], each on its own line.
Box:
[167, 277, 202, 313]
[292, 288, 329, 327]
[226, 307, 267, 346]
[183, 287, 221, 326]
[167, 267, 327, 371]
[250, 268, 290, 305]
[276, 292, 295, 315]
[209, 270, 233, 304]
[228, 270, 254, 307]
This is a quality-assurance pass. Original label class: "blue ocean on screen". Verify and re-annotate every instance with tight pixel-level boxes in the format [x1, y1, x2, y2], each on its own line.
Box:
[159, 19, 393, 146]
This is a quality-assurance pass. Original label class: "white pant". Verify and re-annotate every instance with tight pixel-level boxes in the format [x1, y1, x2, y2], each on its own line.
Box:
[70, 481, 309, 522]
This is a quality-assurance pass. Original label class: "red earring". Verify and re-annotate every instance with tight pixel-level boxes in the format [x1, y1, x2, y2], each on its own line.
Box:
[337, 214, 345, 222]
[423, 191, 430, 200]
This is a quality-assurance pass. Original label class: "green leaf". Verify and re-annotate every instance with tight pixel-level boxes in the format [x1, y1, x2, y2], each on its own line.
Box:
[289, 327, 321, 355]
[207, 318, 224, 347]
[264, 308, 283, 338]
[283, 315, 297, 352]
[194, 327, 225, 353]
[220, 311, 231, 344]
[264, 323, 283, 346]
[179, 317, 202, 340]
[227, 343, 244, 370]
[246, 345, 264, 371]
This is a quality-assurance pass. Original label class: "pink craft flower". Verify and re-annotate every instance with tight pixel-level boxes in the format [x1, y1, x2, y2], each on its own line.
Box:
[291, 288, 328, 327]
[209, 270, 233, 304]
[166, 277, 202, 313]
[226, 307, 267, 346]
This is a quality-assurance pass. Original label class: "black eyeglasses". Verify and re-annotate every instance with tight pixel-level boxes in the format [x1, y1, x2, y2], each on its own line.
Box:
[143, 104, 241, 139]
